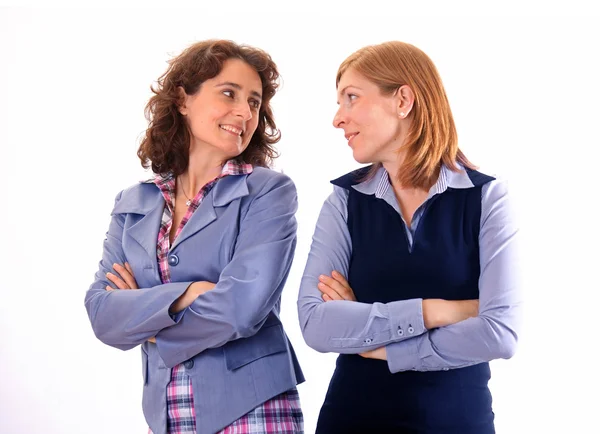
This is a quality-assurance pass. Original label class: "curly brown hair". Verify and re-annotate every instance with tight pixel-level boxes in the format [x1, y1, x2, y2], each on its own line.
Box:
[138, 39, 281, 176]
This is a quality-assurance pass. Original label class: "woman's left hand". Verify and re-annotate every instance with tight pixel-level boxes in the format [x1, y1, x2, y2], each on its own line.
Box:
[359, 346, 387, 360]
[105, 262, 139, 291]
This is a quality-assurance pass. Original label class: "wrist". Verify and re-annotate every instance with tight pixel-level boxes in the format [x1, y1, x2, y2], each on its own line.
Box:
[422, 299, 448, 329]
[190, 281, 214, 296]
[169, 284, 198, 314]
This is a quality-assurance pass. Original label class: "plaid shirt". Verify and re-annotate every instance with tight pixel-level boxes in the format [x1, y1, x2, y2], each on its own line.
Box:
[147, 160, 302, 434]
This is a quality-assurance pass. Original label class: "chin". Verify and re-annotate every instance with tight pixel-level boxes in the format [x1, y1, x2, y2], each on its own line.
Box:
[219, 142, 247, 159]
[352, 151, 373, 165]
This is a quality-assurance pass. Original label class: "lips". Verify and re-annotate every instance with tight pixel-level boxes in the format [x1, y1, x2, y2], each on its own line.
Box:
[345, 132, 359, 144]
[220, 124, 243, 136]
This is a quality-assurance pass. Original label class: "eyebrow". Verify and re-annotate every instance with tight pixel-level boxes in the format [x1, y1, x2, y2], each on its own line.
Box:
[336, 85, 360, 104]
[216, 81, 262, 100]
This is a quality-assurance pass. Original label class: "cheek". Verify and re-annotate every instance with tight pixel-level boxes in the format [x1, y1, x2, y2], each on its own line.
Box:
[369, 107, 397, 136]
[351, 106, 370, 126]
[188, 106, 215, 132]
[245, 116, 260, 138]
[188, 118, 207, 137]
[354, 104, 387, 130]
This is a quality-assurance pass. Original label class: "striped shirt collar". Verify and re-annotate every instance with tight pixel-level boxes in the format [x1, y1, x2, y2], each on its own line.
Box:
[353, 163, 475, 200]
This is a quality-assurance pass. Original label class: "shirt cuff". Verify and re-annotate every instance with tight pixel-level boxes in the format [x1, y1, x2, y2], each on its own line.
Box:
[387, 298, 426, 341]
[386, 336, 421, 373]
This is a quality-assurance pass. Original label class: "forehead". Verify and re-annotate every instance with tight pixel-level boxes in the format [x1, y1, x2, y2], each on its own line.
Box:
[211, 58, 263, 92]
[337, 68, 375, 94]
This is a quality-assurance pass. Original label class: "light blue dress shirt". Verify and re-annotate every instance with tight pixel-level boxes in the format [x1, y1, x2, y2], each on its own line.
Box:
[298, 165, 523, 374]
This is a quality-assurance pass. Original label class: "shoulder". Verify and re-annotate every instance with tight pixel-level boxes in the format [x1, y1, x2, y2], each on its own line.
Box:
[322, 185, 350, 221]
[463, 167, 496, 187]
[246, 167, 296, 195]
[476, 168, 510, 202]
[478, 173, 518, 228]
[330, 165, 374, 190]
[111, 182, 161, 215]
[457, 165, 514, 218]
[239, 167, 298, 217]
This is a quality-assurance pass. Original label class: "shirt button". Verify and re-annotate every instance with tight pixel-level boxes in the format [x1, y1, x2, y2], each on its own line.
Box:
[397, 328, 404, 336]
[365, 338, 373, 344]
[183, 359, 194, 369]
[168, 254, 179, 266]
[408, 326, 415, 334]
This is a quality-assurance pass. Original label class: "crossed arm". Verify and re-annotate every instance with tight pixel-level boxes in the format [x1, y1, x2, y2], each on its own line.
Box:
[85, 174, 298, 367]
[298, 180, 522, 372]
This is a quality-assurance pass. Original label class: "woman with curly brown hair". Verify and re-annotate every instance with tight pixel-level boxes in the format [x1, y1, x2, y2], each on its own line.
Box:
[85, 39, 304, 434]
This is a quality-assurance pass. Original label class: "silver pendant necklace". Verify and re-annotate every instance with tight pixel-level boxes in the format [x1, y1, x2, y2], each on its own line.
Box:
[178, 176, 193, 207]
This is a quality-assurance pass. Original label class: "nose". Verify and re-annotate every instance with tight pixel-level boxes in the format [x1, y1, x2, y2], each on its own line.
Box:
[333, 106, 345, 129]
[234, 101, 253, 121]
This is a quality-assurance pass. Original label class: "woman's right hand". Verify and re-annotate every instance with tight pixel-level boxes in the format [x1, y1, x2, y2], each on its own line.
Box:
[169, 281, 216, 314]
[422, 299, 479, 329]
[147, 282, 216, 344]
[318, 271, 357, 302]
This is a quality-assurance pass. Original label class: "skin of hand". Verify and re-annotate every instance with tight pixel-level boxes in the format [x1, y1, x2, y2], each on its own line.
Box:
[317, 271, 479, 361]
[317, 272, 376, 359]
[423, 299, 479, 329]
[105, 262, 138, 290]
[360, 346, 387, 360]
[169, 281, 217, 314]
[104, 263, 216, 344]
[317, 271, 357, 301]
[359, 300, 479, 361]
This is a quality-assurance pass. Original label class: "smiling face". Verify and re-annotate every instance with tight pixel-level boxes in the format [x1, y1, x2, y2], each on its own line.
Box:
[333, 67, 404, 165]
[179, 58, 263, 162]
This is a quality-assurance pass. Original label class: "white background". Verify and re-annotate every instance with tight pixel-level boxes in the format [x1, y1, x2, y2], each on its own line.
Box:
[1, 3, 599, 433]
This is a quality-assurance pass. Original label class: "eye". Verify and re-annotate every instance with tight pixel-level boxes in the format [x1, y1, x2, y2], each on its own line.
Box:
[249, 99, 261, 110]
[222, 90, 235, 98]
[343, 93, 358, 106]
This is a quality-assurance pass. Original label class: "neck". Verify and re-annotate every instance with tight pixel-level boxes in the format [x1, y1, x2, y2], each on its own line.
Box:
[383, 163, 440, 197]
[180, 146, 229, 199]
[381, 151, 432, 196]
[380, 118, 412, 187]
[381, 149, 404, 190]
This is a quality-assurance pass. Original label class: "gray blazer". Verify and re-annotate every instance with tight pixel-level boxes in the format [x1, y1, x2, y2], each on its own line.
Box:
[85, 167, 304, 434]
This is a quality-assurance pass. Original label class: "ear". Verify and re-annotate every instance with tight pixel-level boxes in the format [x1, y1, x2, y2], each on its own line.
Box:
[177, 86, 189, 116]
[395, 85, 415, 119]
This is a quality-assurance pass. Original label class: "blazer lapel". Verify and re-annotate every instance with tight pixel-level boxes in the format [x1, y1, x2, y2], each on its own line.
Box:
[113, 183, 165, 262]
[170, 174, 250, 249]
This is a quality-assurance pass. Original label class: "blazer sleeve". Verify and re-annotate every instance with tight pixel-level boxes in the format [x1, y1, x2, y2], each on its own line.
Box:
[84, 190, 193, 351]
[154, 173, 298, 368]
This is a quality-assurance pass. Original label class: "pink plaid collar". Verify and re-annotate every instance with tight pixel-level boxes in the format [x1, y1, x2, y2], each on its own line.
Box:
[148, 160, 253, 210]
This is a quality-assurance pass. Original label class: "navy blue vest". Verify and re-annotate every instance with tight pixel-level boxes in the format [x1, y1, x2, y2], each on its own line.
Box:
[316, 166, 497, 434]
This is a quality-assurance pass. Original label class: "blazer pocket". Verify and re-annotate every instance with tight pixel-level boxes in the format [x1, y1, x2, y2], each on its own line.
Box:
[224, 324, 287, 371]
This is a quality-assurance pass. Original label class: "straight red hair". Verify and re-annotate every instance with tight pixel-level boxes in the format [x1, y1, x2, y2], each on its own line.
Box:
[337, 41, 475, 189]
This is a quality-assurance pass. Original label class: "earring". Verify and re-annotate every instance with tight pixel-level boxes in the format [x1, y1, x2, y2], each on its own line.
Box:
[399, 112, 405, 118]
